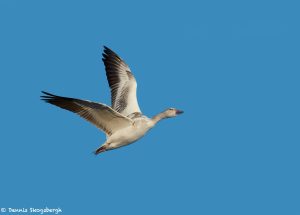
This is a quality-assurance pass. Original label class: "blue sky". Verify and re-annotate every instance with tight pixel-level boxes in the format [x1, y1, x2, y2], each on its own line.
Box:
[0, 0, 299, 214]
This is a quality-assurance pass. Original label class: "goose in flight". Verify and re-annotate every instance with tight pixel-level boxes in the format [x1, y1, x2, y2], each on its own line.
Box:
[41, 46, 183, 155]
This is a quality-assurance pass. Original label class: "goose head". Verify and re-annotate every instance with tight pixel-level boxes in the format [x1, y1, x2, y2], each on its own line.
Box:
[163, 108, 184, 118]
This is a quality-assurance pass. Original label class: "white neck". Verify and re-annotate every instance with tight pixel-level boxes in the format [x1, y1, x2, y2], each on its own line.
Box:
[151, 111, 168, 125]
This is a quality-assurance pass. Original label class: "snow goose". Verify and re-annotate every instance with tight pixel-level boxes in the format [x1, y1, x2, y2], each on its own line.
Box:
[41, 46, 183, 155]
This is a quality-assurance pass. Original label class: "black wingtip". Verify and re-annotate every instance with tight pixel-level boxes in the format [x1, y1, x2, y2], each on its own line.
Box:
[41, 91, 55, 98]
[41, 91, 54, 96]
[103, 45, 114, 51]
[102, 46, 122, 63]
[40, 91, 75, 105]
[103, 45, 112, 54]
[103, 45, 118, 55]
[40, 91, 63, 103]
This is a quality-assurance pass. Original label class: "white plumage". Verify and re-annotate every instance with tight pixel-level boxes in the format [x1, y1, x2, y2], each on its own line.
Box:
[41, 46, 183, 155]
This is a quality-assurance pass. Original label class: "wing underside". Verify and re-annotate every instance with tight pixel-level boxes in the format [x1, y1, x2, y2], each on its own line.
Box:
[41, 91, 133, 136]
[102, 46, 141, 116]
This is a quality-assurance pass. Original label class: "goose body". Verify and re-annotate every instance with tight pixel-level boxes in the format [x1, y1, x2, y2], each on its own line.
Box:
[105, 115, 154, 150]
[41, 46, 183, 155]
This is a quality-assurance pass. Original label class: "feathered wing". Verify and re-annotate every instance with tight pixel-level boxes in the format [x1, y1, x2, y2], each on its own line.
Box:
[41, 91, 133, 136]
[102, 46, 141, 116]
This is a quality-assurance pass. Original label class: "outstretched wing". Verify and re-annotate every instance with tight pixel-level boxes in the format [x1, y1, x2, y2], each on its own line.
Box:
[41, 91, 133, 136]
[102, 46, 141, 116]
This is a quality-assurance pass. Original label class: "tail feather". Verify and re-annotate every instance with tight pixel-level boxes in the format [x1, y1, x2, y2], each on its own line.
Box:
[94, 145, 106, 155]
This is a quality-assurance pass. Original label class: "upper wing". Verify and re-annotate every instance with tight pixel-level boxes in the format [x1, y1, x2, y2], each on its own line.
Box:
[102, 46, 141, 116]
[41, 91, 133, 136]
